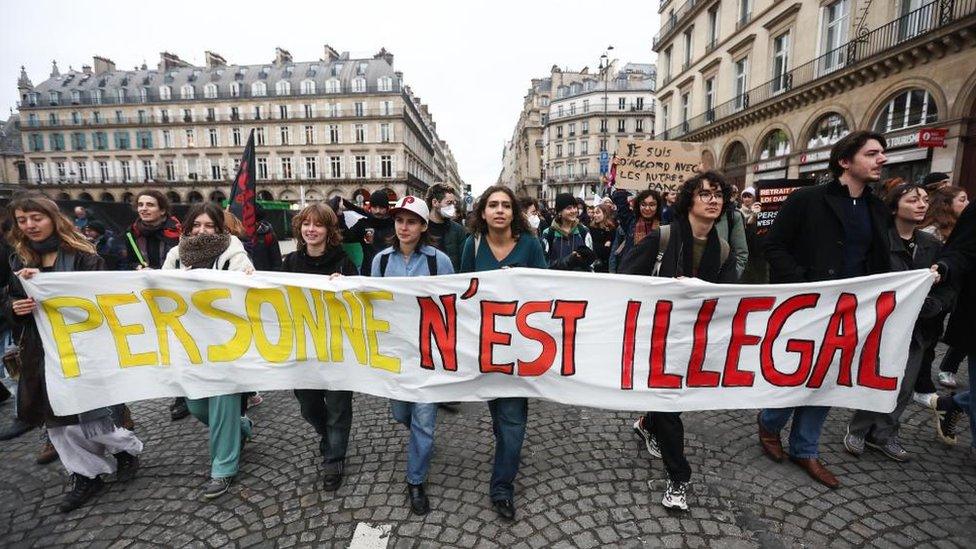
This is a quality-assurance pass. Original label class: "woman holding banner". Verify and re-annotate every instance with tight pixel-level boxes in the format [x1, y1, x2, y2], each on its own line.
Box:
[622, 172, 736, 512]
[4, 194, 143, 513]
[281, 203, 358, 493]
[460, 185, 546, 521]
[162, 202, 254, 500]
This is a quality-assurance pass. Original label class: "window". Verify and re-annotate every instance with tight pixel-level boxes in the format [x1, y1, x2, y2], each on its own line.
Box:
[682, 29, 693, 67]
[279, 105, 289, 119]
[681, 93, 690, 128]
[136, 110, 147, 124]
[120, 160, 132, 182]
[328, 124, 340, 144]
[380, 123, 391, 142]
[820, 0, 850, 73]
[556, 126, 563, 139]
[56, 162, 66, 179]
[582, 100, 589, 113]
[661, 103, 670, 133]
[807, 113, 850, 148]
[230, 107, 239, 121]
[304, 125, 314, 145]
[94, 132, 108, 150]
[300, 80, 315, 94]
[71, 132, 87, 150]
[734, 58, 749, 111]
[556, 144, 563, 157]
[618, 97, 627, 110]
[567, 163, 575, 178]
[257, 158, 268, 179]
[662, 47, 672, 80]
[183, 109, 192, 122]
[325, 79, 340, 93]
[328, 103, 340, 117]
[704, 78, 715, 121]
[93, 111, 102, 123]
[772, 32, 791, 93]
[617, 119, 627, 133]
[204, 83, 218, 99]
[304, 104, 313, 118]
[279, 126, 290, 145]
[330, 156, 342, 178]
[160, 109, 170, 123]
[558, 105, 564, 118]
[570, 102, 576, 115]
[568, 142, 575, 157]
[600, 138, 608, 152]
[305, 156, 318, 179]
[581, 162, 588, 177]
[254, 105, 263, 120]
[98, 161, 109, 182]
[180, 84, 194, 100]
[873, 89, 939, 133]
[211, 162, 221, 181]
[569, 123, 576, 137]
[355, 102, 365, 117]
[255, 127, 265, 146]
[34, 163, 46, 182]
[29, 134, 43, 152]
[77, 162, 88, 182]
[381, 101, 392, 115]
[707, 6, 719, 47]
[138, 131, 152, 149]
[113, 132, 129, 150]
[355, 124, 365, 143]
[27, 113, 38, 127]
[355, 156, 367, 178]
[582, 120, 589, 134]
[738, 0, 752, 26]
[208, 128, 218, 147]
[92, 89, 102, 105]
[636, 97, 645, 111]
[251, 81, 267, 97]
[185, 129, 195, 148]
[636, 119, 644, 133]
[378, 77, 393, 92]
[280, 157, 293, 179]
[581, 140, 588, 155]
[357, 62, 368, 75]
[49, 91, 60, 105]
[759, 129, 791, 159]
[165, 160, 176, 181]
[381, 155, 392, 178]
[352, 77, 366, 93]
[230, 82, 241, 97]
[276, 80, 291, 95]
[232, 127, 242, 146]
[600, 119, 608, 133]
[71, 111, 80, 124]
[143, 160, 155, 182]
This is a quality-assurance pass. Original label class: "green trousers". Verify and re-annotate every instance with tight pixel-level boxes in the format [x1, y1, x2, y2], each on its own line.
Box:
[186, 394, 252, 479]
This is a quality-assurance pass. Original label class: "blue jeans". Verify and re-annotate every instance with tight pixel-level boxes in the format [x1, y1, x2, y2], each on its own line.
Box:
[760, 406, 830, 459]
[390, 400, 438, 485]
[488, 397, 528, 500]
[951, 353, 976, 449]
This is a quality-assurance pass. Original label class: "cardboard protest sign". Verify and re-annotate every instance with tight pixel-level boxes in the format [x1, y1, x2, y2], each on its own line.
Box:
[614, 139, 704, 192]
[22, 268, 932, 415]
[756, 179, 811, 235]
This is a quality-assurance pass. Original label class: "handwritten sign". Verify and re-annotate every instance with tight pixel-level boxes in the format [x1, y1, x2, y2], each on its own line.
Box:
[614, 139, 704, 192]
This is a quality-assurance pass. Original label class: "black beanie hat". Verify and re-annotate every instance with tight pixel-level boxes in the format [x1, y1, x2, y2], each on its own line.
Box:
[555, 193, 576, 213]
[370, 189, 391, 208]
[921, 172, 949, 189]
[86, 220, 106, 235]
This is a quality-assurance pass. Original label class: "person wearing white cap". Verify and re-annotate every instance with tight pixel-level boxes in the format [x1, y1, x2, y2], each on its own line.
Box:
[370, 194, 453, 516]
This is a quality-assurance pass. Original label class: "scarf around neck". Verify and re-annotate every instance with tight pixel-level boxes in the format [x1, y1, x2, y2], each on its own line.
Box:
[28, 234, 61, 254]
[178, 233, 231, 269]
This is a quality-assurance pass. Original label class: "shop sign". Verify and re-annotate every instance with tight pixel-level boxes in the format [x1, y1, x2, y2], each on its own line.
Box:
[918, 128, 948, 148]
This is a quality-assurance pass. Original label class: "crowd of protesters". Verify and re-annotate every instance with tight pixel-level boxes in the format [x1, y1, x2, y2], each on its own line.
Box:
[0, 130, 973, 518]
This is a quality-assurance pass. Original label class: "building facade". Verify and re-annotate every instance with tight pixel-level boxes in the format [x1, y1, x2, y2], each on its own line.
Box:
[653, 0, 976, 194]
[500, 62, 656, 204]
[14, 46, 464, 205]
[0, 116, 26, 196]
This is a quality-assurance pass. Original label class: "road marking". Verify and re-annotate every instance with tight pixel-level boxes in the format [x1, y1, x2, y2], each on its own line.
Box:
[348, 522, 392, 549]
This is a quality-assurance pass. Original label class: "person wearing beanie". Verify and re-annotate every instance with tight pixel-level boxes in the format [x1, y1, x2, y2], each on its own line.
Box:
[83, 220, 127, 271]
[542, 193, 595, 271]
[359, 189, 396, 275]
[922, 172, 951, 191]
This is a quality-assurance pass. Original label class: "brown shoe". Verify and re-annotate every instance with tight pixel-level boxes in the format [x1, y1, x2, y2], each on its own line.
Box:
[789, 456, 840, 489]
[37, 441, 59, 465]
[757, 412, 785, 463]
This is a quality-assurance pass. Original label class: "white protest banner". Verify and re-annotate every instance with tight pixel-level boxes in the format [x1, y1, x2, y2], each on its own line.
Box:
[21, 269, 933, 416]
[614, 139, 704, 192]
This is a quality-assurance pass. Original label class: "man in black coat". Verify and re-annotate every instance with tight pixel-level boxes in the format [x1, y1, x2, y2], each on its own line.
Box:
[758, 130, 892, 489]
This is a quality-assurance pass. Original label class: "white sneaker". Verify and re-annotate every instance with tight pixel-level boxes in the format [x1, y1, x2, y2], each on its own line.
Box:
[632, 416, 662, 458]
[912, 392, 937, 409]
[662, 479, 689, 511]
[938, 372, 958, 388]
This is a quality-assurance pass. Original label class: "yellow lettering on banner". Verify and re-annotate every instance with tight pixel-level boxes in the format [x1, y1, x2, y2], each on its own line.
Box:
[359, 290, 400, 373]
[141, 289, 202, 365]
[96, 293, 158, 368]
[286, 286, 330, 362]
[324, 290, 368, 365]
[41, 297, 105, 378]
[245, 288, 294, 363]
[192, 288, 252, 362]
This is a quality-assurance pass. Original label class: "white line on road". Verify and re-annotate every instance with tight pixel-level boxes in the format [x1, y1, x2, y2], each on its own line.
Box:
[348, 522, 392, 549]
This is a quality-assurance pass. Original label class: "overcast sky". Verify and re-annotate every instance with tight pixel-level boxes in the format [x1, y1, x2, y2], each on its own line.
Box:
[0, 0, 658, 194]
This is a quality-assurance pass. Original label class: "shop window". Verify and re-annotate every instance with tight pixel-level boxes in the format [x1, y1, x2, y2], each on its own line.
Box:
[759, 129, 791, 160]
[873, 89, 938, 134]
[807, 113, 850, 149]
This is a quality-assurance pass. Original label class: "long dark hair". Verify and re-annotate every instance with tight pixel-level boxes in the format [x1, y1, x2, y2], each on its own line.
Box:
[181, 202, 227, 236]
[8, 193, 95, 266]
[922, 186, 967, 240]
[466, 185, 530, 238]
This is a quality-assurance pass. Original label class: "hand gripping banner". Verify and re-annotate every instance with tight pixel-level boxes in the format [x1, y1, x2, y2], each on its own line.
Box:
[21, 269, 934, 416]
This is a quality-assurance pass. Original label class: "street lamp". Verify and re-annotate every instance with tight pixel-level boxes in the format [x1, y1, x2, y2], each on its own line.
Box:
[598, 46, 614, 194]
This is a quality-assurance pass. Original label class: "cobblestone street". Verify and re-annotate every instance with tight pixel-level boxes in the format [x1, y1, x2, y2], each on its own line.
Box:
[1, 366, 974, 548]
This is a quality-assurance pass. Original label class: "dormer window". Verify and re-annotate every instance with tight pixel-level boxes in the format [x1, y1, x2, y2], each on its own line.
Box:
[357, 62, 368, 75]
[180, 84, 195, 100]
[159, 85, 172, 100]
[251, 81, 267, 97]
[378, 76, 393, 92]
[300, 79, 316, 94]
[204, 83, 218, 99]
[71, 90, 81, 104]
[352, 77, 366, 93]
[116, 88, 126, 103]
[325, 78, 340, 93]
[49, 91, 60, 105]
[275, 80, 291, 95]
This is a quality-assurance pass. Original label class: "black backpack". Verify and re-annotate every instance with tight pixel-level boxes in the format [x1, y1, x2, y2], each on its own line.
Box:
[378, 252, 438, 276]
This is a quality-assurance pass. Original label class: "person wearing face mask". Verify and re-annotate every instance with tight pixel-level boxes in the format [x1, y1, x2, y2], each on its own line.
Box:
[162, 202, 255, 500]
[281, 203, 358, 493]
[517, 197, 544, 242]
[542, 193, 596, 271]
[424, 183, 466, 271]
[843, 183, 942, 462]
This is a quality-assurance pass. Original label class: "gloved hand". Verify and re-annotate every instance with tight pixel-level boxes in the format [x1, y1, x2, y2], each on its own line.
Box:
[570, 245, 597, 268]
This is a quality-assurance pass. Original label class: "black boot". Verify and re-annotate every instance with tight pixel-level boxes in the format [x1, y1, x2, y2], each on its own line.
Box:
[59, 474, 104, 513]
[408, 483, 430, 515]
[0, 418, 33, 441]
[170, 397, 189, 421]
[0, 382, 10, 404]
[114, 452, 140, 482]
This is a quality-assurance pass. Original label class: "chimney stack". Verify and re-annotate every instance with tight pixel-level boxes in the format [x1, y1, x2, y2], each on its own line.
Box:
[205, 51, 227, 69]
[374, 47, 394, 66]
[274, 47, 292, 66]
[157, 52, 190, 72]
[322, 44, 339, 63]
[82, 65, 92, 75]
[93, 56, 116, 75]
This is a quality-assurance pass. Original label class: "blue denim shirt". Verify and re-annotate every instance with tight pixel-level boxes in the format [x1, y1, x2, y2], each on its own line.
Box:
[370, 244, 455, 277]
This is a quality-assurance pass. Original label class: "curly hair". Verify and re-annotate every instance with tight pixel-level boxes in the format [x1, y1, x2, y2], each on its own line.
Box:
[291, 203, 343, 250]
[632, 189, 663, 223]
[922, 186, 967, 240]
[466, 185, 531, 237]
[7, 193, 95, 266]
[673, 171, 731, 218]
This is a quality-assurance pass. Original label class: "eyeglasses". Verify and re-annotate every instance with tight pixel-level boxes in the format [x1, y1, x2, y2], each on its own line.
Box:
[639, 201, 657, 208]
[696, 191, 725, 203]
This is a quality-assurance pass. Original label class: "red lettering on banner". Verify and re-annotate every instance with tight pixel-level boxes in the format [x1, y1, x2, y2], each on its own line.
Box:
[416, 295, 458, 371]
[479, 301, 518, 374]
[515, 301, 556, 376]
[809, 293, 859, 387]
[723, 297, 776, 387]
[760, 294, 820, 386]
[620, 301, 641, 390]
[648, 301, 680, 388]
[687, 299, 719, 387]
[552, 301, 587, 376]
[857, 291, 898, 390]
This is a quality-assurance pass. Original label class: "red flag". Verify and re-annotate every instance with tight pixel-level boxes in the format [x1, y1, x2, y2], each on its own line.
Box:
[228, 129, 257, 239]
